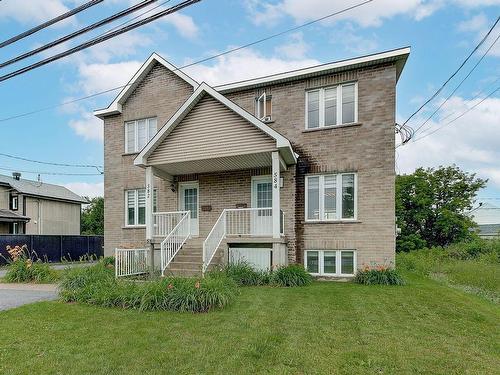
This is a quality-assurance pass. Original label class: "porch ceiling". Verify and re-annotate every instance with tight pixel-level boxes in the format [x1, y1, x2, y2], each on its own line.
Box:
[152, 151, 278, 176]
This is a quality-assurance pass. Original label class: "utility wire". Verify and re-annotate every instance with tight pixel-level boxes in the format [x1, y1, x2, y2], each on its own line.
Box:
[0, 0, 374, 122]
[0, 152, 103, 169]
[0, 0, 104, 49]
[409, 84, 500, 143]
[0, 0, 158, 69]
[412, 32, 500, 136]
[0, 0, 202, 82]
[0, 166, 103, 176]
[401, 16, 499, 128]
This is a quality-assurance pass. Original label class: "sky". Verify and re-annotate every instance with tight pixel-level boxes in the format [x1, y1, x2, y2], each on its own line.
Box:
[0, 0, 499, 206]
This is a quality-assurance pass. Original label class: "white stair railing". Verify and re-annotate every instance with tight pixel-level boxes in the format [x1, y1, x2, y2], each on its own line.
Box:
[202, 209, 227, 275]
[153, 211, 187, 237]
[160, 211, 191, 276]
[115, 248, 149, 278]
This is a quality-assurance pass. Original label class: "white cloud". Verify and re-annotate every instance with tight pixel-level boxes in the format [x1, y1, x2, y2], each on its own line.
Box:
[458, 13, 488, 32]
[330, 24, 378, 54]
[69, 112, 104, 141]
[76, 60, 142, 94]
[398, 95, 500, 188]
[0, 0, 72, 25]
[275, 32, 310, 59]
[457, 13, 500, 57]
[164, 13, 199, 39]
[183, 48, 320, 86]
[64, 182, 104, 198]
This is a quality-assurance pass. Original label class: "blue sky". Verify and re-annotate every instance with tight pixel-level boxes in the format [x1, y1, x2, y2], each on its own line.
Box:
[0, 0, 499, 204]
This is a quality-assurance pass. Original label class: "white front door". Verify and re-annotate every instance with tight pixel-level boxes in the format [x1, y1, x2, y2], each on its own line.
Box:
[179, 182, 199, 236]
[251, 176, 272, 235]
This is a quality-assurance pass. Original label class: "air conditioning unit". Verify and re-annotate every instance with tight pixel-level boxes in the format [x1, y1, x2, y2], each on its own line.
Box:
[262, 115, 272, 122]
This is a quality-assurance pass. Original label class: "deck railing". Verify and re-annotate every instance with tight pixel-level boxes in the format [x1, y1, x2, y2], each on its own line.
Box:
[203, 208, 284, 274]
[115, 248, 149, 278]
[160, 211, 191, 276]
[153, 211, 187, 237]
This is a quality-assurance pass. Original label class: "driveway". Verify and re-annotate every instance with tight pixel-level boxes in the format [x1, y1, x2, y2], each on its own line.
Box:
[0, 283, 58, 311]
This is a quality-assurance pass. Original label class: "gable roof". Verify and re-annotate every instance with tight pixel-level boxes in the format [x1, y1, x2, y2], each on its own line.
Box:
[93, 53, 199, 118]
[134, 82, 297, 167]
[215, 47, 410, 93]
[0, 174, 87, 204]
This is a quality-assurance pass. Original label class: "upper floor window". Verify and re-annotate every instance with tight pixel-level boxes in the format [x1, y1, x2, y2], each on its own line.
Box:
[305, 82, 357, 129]
[305, 173, 357, 221]
[255, 92, 272, 122]
[125, 117, 157, 154]
[125, 188, 157, 226]
[10, 195, 18, 211]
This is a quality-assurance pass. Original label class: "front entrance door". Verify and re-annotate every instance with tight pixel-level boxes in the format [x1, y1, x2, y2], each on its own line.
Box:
[179, 182, 199, 236]
[251, 176, 272, 235]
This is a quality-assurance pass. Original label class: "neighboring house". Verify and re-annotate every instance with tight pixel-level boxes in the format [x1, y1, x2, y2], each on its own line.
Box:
[0, 173, 87, 235]
[95, 47, 409, 277]
[472, 202, 500, 239]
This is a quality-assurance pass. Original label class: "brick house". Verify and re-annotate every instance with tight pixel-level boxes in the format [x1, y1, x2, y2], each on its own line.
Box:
[94, 47, 410, 277]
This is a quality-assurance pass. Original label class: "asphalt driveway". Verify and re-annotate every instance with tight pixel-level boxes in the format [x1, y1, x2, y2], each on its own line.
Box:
[0, 283, 58, 311]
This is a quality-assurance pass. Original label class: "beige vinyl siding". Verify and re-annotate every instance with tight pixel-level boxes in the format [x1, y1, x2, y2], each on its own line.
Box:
[24, 197, 81, 235]
[148, 95, 276, 165]
[0, 186, 9, 209]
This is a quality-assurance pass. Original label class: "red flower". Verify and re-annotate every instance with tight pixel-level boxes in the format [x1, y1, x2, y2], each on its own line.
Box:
[167, 283, 173, 290]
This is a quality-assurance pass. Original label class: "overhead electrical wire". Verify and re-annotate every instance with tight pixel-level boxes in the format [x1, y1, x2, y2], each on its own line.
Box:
[0, 0, 159, 69]
[0, 152, 103, 169]
[411, 32, 500, 136]
[0, 0, 202, 82]
[0, 166, 103, 176]
[0, 0, 104, 49]
[0, 0, 374, 122]
[400, 16, 499, 129]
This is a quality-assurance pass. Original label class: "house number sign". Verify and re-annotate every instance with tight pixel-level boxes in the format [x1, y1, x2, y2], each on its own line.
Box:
[273, 171, 279, 189]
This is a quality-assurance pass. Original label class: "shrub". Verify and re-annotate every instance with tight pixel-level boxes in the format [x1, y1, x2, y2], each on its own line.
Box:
[59, 263, 238, 313]
[271, 264, 312, 287]
[2, 245, 57, 283]
[355, 266, 405, 285]
[212, 261, 269, 286]
[99, 256, 115, 267]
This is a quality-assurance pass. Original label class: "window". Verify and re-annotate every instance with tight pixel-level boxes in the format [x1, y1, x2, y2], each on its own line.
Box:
[11, 195, 18, 211]
[124, 117, 157, 153]
[305, 250, 356, 276]
[305, 173, 357, 221]
[125, 189, 157, 226]
[305, 82, 357, 129]
[255, 92, 272, 121]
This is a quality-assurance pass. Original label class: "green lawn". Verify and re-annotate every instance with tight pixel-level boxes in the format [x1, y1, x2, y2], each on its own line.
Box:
[0, 274, 498, 375]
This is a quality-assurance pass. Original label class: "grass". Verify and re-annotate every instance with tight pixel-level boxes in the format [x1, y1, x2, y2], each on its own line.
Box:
[397, 241, 499, 303]
[0, 274, 498, 374]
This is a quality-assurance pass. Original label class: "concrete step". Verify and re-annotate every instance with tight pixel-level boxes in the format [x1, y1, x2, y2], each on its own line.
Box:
[162, 268, 202, 278]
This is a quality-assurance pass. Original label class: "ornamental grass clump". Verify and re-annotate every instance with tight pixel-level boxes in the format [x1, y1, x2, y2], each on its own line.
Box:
[2, 244, 57, 283]
[211, 261, 269, 286]
[354, 265, 405, 285]
[270, 264, 312, 287]
[59, 263, 238, 313]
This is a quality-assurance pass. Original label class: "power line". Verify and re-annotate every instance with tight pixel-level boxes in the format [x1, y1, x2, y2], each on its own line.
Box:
[412, 32, 500, 136]
[0, 0, 202, 82]
[0, 152, 103, 169]
[0, 166, 103, 176]
[0, 0, 104, 49]
[0, 0, 374, 122]
[0, 0, 159, 69]
[401, 16, 499, 129]
[409, 84, 500, 143]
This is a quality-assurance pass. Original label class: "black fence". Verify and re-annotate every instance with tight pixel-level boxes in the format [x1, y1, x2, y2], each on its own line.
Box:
[0, 235, 104, 265]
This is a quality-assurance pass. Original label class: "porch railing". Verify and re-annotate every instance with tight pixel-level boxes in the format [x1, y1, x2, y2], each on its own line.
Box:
[115, 248, 149, 278]
[160, 211, 191, 276]
[153, 211, 187, 237]
[202, 208, 284, 274]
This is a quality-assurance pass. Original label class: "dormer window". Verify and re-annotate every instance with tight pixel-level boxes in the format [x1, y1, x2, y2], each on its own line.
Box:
[306, 82, 357, 129]
[255, 92, 272, 122]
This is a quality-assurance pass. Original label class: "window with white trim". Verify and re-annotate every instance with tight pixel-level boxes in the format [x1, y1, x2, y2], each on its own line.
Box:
[305, 250, 356, 276]
[306, 82, 357, 129]
[125, 189, 157, 226]
[124, 117, 157, 153]
[11, 195, 18, 211]
[305, 173, 356, 221]
[255, 92, 272, 121]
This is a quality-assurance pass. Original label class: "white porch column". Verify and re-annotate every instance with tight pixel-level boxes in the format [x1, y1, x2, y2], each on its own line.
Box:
[271, 151, 280, 238]
[145, 166, 154, 241]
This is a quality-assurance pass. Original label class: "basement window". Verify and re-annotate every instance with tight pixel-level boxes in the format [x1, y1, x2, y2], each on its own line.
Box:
[305, 250, 356, 276]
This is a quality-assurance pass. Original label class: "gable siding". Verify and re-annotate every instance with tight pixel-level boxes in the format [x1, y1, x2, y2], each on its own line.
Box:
[148, 95, 276, 165]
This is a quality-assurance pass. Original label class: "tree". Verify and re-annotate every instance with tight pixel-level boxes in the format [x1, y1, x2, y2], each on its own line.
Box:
[396, 165, 486, 252]
[81, 197, 104, 235]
